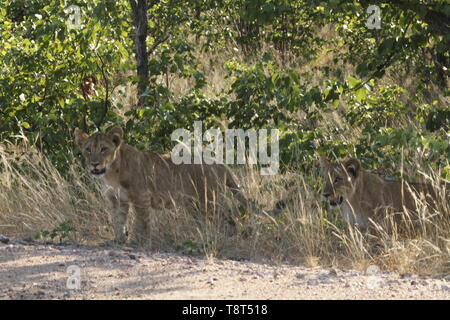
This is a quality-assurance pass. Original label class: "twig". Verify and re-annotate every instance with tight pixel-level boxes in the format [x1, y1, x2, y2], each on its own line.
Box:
[148, 34, 170, 56]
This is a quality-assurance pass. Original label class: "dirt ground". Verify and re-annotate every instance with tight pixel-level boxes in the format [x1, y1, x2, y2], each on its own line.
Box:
[1, 239, 450, 300]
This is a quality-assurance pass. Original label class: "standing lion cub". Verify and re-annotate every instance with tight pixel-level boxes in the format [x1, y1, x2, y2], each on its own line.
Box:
[74, 126, 284, 244]
[320, 157, 446, 231]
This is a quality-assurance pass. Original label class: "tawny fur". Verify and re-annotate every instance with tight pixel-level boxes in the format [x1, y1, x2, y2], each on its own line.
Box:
[74, 126, 283, 244]
[320, 157, 444, 231]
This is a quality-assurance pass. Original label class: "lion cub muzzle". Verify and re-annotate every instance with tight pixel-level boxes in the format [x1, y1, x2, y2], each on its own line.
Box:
[323, 192, 344, 208]
[90, 163, 107, 177]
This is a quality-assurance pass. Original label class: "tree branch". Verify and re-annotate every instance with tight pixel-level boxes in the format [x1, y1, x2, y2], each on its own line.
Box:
[95, 53, 110, 131]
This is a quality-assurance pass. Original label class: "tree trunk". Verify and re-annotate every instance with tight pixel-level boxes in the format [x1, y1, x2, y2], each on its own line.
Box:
[130, 0, 149, 107]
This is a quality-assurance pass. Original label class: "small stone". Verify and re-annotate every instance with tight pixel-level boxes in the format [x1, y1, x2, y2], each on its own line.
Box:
[108, 251, 118, 257]
[441, 285, 450, 292]
[295, 273, 306, 279]
[0, 234, 9, 244]
[307, 279, 319, 286]
[419, 279, 429, 286]
[328, 269, 338, 276]
[411, 280, 417, 286]
[129, 254, 137, 260]
[239, 277, 248, 281]
[319, 273, 330, 280]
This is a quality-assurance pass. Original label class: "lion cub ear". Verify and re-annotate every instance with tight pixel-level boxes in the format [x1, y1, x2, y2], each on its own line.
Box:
[74, 128, 89, 147]
[343, 158, 361, 178]
[106, 126, 123, 147]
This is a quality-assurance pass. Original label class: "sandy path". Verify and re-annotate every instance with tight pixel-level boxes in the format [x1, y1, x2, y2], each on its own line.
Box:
[1, 240, 450, 300]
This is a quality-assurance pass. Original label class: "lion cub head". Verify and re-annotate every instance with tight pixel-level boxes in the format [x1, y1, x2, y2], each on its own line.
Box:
[74, 127, 123, 178]
[320, 157, 361, 208]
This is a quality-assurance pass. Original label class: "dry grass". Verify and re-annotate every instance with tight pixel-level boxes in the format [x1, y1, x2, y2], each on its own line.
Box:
[1, 139, 448, 276]
[0, 141, 111, 243]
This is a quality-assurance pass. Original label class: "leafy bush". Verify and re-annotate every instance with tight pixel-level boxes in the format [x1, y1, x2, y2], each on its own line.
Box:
[0, 0, 447, 176]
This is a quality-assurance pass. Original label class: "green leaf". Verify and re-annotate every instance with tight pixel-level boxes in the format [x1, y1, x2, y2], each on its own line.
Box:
[355, 87, 367, 102]
[21, 121, 31, 129]
[347, 76, 361, 89]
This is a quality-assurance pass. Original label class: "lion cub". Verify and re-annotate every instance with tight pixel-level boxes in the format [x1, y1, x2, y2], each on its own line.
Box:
[74, 126, 284, 244]
[320, 157, 444, 231]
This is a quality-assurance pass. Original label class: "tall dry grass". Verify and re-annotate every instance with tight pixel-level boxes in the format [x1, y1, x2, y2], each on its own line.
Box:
[0, 141, 111, 243]
[0, 139, 448, 276]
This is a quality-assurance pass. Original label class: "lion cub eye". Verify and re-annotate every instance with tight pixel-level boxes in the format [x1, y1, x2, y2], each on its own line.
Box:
[85, 147, 91, 154]
[100, 147, 108, 153]
[333, 177, 342, 184]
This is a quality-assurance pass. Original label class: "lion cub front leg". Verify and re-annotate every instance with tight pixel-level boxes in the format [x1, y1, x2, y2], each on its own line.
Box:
[106, 191, 130, 244]
[131, 203, 150, 245]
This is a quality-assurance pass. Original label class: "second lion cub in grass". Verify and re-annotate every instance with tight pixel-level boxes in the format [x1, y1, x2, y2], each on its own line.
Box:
[74, 126, 284, 244]
[320, 157, 447, 231]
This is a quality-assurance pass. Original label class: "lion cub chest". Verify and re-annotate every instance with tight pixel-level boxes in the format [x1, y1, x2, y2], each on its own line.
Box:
[341, 201, 368, 229]
[101, 176, 129, 203]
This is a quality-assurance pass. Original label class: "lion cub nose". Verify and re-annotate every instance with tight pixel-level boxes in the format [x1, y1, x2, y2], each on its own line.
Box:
[91, 161, 100, 168]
